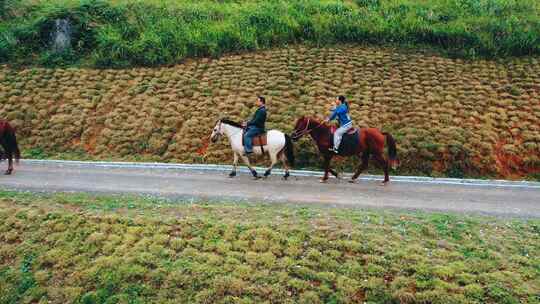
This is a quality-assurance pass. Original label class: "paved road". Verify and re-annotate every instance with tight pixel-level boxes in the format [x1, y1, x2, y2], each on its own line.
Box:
[1, 161, 539, 218]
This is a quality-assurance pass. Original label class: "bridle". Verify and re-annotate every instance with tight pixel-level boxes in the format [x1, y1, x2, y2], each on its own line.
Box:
[211, 121, 223, 142]
[291, 117, 325, 139]
[212, 120, 243, 141]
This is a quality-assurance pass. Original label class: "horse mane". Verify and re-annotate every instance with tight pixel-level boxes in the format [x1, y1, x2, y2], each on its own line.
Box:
[220, 119, 243, 129]
[303, 116, 330, 129]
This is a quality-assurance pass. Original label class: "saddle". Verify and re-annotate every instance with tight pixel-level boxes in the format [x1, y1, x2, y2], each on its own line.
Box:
[330, 127, 361, 155]
[252, 134, 267, 146]
[242, 130, 267, 152]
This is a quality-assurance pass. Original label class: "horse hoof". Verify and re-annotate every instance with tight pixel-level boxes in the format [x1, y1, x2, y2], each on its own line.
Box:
[319, 178, 328, 183]
[4, 170, 12, 175]
[349, 179, 356, 184]
[380, 181, 389, 186]
[229, 172, 236, 178]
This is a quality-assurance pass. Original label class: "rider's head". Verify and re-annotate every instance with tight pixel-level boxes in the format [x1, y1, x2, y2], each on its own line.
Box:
[336, 95, 348, 109]
[257, 96, 266, 107]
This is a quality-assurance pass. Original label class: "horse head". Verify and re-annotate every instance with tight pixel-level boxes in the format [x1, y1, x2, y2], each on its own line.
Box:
[210, 119, 223, 143]
[291, 116, 309, 141]
[291, 116, 326, 141]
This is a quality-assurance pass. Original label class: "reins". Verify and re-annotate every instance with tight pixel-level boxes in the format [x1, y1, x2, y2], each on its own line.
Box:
[200, 120, 244, 156]
[292, 118, 325, 139]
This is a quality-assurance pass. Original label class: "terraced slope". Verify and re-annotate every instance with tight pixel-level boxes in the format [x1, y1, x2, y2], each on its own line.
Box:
[1, 46, 539, 178]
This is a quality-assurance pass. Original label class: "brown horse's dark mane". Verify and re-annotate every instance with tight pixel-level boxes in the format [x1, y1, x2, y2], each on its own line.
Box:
[303, 116, 332, 131]
[220, 119, 243, 129]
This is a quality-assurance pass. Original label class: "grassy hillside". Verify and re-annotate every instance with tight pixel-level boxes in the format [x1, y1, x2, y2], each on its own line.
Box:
[1, 0, 539, 67]
[1, 46, 539, 179]
[0, 191, 539, 303]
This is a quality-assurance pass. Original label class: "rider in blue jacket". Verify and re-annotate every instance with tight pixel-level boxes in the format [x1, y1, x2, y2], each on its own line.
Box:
[325, 95, 353, 153]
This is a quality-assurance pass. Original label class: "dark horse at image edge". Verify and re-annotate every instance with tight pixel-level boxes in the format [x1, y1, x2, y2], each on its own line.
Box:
[291, 116, 398, 184]
[0, 120, 21, 175]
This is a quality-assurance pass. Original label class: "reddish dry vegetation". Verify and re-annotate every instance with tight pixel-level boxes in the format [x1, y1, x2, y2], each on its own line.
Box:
[0, 46, 539, 178]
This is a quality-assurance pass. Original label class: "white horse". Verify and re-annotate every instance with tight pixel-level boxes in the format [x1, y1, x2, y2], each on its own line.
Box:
[210, 119, 294, 179]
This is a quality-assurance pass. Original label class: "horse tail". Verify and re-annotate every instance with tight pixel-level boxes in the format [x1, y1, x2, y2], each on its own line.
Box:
[382, 132, 398, 168]
[284, 134, 295, 167]
[5, 127, 20, 164]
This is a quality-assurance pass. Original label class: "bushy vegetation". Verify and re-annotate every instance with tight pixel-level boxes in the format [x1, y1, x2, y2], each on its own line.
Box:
[0, 0, 539, 67]
[1, 46, 539, 178]
[0, 190, 538, 303]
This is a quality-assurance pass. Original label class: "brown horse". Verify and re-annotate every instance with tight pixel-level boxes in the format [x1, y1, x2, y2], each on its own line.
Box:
[0, 120, 21, 175]
[291, 116, 398, 184]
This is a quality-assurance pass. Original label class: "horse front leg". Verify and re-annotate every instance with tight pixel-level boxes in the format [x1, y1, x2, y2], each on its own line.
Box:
[240, 154, 260, 180]
[320, 155, 332, 183]
[5, 152, 13, 175]
[229, 152, 239, 178]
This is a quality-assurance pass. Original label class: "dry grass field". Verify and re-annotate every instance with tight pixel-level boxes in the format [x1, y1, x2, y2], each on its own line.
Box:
[1, 191, 539, 303]
[1, 46, 539, 178]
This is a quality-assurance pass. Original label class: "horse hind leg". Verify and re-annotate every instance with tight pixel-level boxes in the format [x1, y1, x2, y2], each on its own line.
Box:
[350, 152, 370, 183]
[0, 144, 12, 175]
[279, 151, 290, 180]
[329, 168, 340, 179]
[373, 152, 390, 185]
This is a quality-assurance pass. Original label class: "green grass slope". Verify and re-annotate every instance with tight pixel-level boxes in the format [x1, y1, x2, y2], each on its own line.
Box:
[1, 0, 539, 67]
